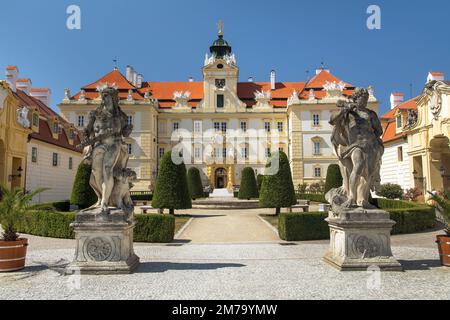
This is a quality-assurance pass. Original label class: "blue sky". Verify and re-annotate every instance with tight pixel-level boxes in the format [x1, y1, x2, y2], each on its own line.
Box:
[0, 0, 449, 115]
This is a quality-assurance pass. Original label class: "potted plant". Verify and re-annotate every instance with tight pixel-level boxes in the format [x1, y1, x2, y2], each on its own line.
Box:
[0, 186, 45, 272]
[429, 191, 450, 267]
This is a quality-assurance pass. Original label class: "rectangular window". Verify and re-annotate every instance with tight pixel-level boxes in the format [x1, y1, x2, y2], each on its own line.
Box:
[69, 157, 73, 170]
[127, 115, 133, 126]
[398, 146, 403, 162]
[52, 153, 58, 167]
[221, 122, 227, 133]
[194, 121, 202, 133]
[217, 94, 224, 108]
[396, 115, 402, 129]
[173, 122, 179, 131]
[313, 114, 320, 126]
[214, 122, 220, 132]
[127, 144, 133, 155]
[214, 148, 220, 158]
[78, 115, 84, 127]
[53, 123, 60, 134]
[222, 148, 227, 158]
[264, 122, 271, 133]
[159, 148, 165, 159]
[31, 147, 38, 163]
[314, 167, 322, 178]
[277, 122, 284, 132]
[194, 146, 201, 159]
[241, 147, 248, 159]
[240, 121, 247, 132]
[314, 142, 321, 155]
[32, 113, 39, 127]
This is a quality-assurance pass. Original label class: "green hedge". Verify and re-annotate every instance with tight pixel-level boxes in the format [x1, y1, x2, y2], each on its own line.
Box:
[296, 193, 327, 203]
[12, 211, 175, 243]
[34, 200, 71, 212]
[279, 212, 329, 241]
[279, 202, 437, 241]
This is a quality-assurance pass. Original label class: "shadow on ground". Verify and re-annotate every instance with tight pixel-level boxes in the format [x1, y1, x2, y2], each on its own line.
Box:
[136, 262, 246, 273]
[398, 259, 443, 271]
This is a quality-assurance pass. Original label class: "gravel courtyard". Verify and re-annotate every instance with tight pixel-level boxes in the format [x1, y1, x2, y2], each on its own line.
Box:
[0, 209, 449, 300]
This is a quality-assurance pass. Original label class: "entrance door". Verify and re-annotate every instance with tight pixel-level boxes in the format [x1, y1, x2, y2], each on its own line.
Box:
[215, 168, 227, 189]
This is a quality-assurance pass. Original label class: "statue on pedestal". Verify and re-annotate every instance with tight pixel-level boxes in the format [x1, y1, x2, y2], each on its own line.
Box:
[323, 88, 402, 271]
[66, 85, 139, 275]
[327, 88, 383, 211]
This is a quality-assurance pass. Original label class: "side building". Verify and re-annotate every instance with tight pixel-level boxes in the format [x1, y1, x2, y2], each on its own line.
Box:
[4, 66, 82, 202]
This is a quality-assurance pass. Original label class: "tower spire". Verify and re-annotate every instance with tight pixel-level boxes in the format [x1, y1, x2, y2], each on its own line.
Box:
[217, 20, 224, 37]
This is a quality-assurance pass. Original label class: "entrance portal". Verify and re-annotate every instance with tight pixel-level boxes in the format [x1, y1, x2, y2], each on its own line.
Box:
[215, 168, 227, 189]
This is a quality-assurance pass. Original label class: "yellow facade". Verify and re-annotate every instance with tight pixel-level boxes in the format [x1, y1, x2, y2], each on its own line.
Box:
[405, 80, 450, 195]
[0, 82, 30, 190]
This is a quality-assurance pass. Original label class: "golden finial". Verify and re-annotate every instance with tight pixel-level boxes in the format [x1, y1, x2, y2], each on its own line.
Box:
[217, 20, 224, 36]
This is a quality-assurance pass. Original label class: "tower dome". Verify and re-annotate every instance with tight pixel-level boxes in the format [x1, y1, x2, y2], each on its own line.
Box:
[210, 22, 232, 58]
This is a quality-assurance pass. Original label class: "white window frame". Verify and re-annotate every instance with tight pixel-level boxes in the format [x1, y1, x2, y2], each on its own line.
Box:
[313, 114, 320, 127]
[194, 121, 202, 134]
[78, 115, 84, 127]
[240, 121, 247, 132]
[31, 147, 38, 163]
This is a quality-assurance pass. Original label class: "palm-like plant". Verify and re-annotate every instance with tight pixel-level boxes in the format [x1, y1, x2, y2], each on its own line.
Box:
[0, 186, 47, 241]
[429, 191, 450, 236]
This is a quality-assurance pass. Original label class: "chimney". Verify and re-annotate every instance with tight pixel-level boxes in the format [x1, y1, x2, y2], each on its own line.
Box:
[390, 92, 404, 109]
[137, 74, 144, 88]
[126, 65, 134, 83]
[5, 66, 19, 92]
[16, 78, 32, 94]
[188, 77, 194, 82]
[132, 71, 138, 87]
[270, 70, 276, 90]
[30, 88, 52, 107]
[248, 76, 254, 82]
[427, 71, 445, 83]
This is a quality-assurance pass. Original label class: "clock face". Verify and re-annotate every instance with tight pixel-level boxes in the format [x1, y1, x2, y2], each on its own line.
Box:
[215, 79, 226, 89]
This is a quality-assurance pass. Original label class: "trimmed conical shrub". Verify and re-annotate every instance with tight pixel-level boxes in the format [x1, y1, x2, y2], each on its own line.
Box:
[70, 162, 97, 209]
[259, 151, 297, 214]
[152, 151, 192, 214]
[238, 167, 259, 200]
[187, 167, 204, 200]
[324, 164, 343, 194]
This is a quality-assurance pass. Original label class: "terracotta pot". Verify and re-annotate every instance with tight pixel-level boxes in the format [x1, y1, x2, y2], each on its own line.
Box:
[0, 238, 28, 272]
[436, 235, 450, 267]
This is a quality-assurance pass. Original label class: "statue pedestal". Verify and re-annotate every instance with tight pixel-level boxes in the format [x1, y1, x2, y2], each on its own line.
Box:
[323, 209, 402, 271]
[66, 209, 140, 275]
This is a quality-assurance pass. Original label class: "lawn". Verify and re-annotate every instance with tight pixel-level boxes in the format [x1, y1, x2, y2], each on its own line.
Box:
[174, 215, 192, 234]
[260, 214, 278, 229]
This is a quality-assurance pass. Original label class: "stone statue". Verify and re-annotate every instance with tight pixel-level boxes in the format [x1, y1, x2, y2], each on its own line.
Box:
[79, 86, 135, 217]
[323, 88, 402, 271]
[68, 85, 140, 274]
[327, 88, 384, 211]
[16, 106, 30, 128]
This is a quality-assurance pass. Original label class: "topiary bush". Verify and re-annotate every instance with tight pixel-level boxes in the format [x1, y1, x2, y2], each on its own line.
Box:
[324, 164, 343, 194]
[152, 151, 192, 214]
[238, 167, 259, 200]
[34, 200, 71, 212]
[259, 151, 297, 214]
[296, 193, 327, 203]
[70, 162, 97, 209]
[134, 214, 175, 243]
[187, 167, 204, 200]
[279, 212, 329, 241]
[378, 183, 404, 200]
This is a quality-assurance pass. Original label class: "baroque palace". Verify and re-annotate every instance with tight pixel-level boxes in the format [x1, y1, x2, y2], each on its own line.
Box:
[59, 27, 378, 193]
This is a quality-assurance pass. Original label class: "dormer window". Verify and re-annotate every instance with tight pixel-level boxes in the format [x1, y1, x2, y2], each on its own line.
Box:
[53, 122, 60, 134]
[32, 113, 39, 127]
[396, 114, 403, 129]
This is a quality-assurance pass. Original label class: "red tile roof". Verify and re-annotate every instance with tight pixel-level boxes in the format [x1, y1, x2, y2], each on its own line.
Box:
[13, 89, 81, 152]
[381, 97, 418, 143]
[70, 69, 356, 109]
